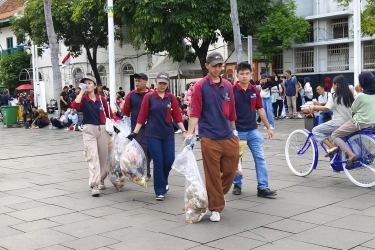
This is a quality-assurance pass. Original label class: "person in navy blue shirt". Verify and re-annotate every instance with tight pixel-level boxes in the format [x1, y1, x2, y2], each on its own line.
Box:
[122, 73, 152, 181]
[284, 70, 299, 118]
[232, 62, 277, 198]
[187, 51, 239, 222]
[128, 72, 185, 201]
[71, 76, 112, 197]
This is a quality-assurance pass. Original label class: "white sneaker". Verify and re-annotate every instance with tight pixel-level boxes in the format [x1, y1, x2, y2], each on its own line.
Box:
[210, 211, 220, 222]
[91, 186, 100, 197]
[297, 114, 303, 119]
[98, 181, 106, 190]
[270, 126, 275, 130]
[175, 129, 182, 134]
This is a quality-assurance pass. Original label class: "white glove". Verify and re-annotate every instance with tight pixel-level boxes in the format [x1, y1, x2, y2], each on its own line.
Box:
[233, 129, 238, 137]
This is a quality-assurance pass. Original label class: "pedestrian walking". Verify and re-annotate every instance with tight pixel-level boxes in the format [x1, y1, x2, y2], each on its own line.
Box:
[127, 72, 186, 201]
[271, 76, 284, 120]
[231, 62, 277, 197]
[187, 51, 239, 222]
[122, 73, 153, 181]
[284, 70, 298, 118]
[259, 74, 276, 129]
[71, 76, 112, 197]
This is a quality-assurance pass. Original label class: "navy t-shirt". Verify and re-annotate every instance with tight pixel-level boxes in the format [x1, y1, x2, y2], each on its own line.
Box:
[233, 82, 263, 132]
[284, 77, 297, 96]
[123, 88, 152, 131]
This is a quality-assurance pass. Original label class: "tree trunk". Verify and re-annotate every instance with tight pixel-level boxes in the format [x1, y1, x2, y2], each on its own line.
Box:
[230, 0, 243, 64]
[43, 0, 62, 111]
[191, 40, 211, 76]
[85, 45, 102, 86]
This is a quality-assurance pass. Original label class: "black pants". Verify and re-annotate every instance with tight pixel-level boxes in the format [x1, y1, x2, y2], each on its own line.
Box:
[272, 100, 283, 117]
[50, 118, 67, 129]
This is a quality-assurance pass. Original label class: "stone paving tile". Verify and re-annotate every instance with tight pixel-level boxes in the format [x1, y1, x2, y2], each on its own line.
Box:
[274, 191, 343, 207]
[206, 235, 265, 250]
[0, 206, 15, 214]
[252, 238, 334, 250]
[313, 205, 358, 218]
[0, 226, 24, 239]
[54, 196, 119, 211]
[7, 205, 74, 222]
[10, 219, 61, 233]
[133, 219, 185, 233]
[244, 201, 316, 218]
[108, 200, 151, 211]
[48, 212, 95, 224]
[334, 196, 375, 211]
[288, 225, 375, 250]
[264, 219, 318, 234]
[326, 214, 375, 234]
[225, 199, 263, 210]
[163, 222, 244, 244]
[0, 228, 76, 250]
[5, 200, 47, 211]
[357, 206, 375, 217]
[107, 232, 200, 250]
[38, 245, 72, 250]
[351, 247, 375, 250]
[290, 211, 342, 225]
[145, 197, 185, 215]
[0, 214, 25, 227]
[79, 206, 124, 218]
[52, 217, 126, 238]
[61, 235, 119, 250]
[237, 227, 293, 243]
[15, 188, 71, 200]
[362, 238, 375, 248]
[38, 195, 78, 205]
[100, 226, 155, 241]
[187, 246, 218, 250]
[0, 195, 31, 207]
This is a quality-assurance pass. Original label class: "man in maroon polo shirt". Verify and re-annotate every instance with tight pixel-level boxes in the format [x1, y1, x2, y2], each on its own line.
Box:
[187, 52, 239, 222]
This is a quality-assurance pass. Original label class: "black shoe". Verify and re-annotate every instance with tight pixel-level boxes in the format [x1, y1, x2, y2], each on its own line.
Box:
[257, 188, 277, 197]
[345, 155, 360, 170]
[156, 195, 165, 201]
[232, 185, 241, 195]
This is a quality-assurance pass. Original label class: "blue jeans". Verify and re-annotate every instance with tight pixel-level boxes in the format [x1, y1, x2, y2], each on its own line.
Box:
[146, 137, 175, 196]
[36, 119, 49, 128]
[318, 110, 333, 125]
[262, 97, 274, 127]
[233, 130, 269, 190]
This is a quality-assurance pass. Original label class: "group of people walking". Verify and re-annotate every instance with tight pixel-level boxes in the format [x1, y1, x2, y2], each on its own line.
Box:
[72, 50, 375, 223]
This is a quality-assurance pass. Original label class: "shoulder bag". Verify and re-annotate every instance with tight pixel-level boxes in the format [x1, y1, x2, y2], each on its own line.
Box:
[99, 96, 114, 134]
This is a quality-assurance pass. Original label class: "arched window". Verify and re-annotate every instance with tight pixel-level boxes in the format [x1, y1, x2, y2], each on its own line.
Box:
[72, 68, 83, 87]
[121, 63, 134, 92]
[98, 65, 107, 86]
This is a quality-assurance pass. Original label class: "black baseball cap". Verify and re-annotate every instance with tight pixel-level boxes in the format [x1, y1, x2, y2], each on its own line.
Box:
[134, 73, 148, 81]
[206, 52, 224, 66]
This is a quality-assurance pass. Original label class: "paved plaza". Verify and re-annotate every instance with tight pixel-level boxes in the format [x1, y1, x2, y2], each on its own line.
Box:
[0, 119, 374, 250]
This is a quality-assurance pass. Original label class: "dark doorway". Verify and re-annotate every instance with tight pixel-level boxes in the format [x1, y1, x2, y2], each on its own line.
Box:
[130, 75, 135, 91]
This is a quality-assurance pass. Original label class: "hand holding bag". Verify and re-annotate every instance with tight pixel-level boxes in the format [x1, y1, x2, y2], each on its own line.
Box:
[99, 96, 114, 134]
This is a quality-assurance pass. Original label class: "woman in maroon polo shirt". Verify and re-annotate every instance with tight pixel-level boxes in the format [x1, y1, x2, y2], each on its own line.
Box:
[127, 72, 186, 201]
[71, 76, 112, 197]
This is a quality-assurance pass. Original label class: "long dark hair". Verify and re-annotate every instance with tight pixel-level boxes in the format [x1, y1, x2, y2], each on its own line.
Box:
[332, 75, 354, 108]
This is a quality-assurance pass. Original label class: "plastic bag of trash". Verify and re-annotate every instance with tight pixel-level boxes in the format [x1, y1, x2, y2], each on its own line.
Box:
[172, 134, 208, 224]
[119, 139, 147, 187]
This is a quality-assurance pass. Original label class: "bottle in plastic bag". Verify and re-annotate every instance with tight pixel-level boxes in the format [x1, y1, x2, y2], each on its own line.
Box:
[172, 135, 208, 224]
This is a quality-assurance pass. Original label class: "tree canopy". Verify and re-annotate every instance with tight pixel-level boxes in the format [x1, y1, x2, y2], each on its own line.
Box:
[256, 0, 310, 61]
[11, 0, 122, 85]
[0, 51, 31, 90]
[118, 0, 271, 75]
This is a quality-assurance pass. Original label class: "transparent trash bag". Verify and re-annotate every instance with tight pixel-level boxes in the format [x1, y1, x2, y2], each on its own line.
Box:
[106, 118, 132, 191]
[172, 134, 208, 224]
[119, 139, 147, 187]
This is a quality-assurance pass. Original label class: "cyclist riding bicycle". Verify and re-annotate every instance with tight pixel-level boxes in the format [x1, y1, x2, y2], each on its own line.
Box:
[310, 75, 354, 157]
[330, 72, 375, 169]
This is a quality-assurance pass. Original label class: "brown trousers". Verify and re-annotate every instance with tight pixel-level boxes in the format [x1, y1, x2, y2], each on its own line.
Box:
[82, 124, 109, 187]
[201, 136, 239, 213]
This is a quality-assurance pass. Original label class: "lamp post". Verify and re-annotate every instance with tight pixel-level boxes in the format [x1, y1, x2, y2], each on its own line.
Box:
[353, 0, 361, 86]
[107, 0, 116, 108]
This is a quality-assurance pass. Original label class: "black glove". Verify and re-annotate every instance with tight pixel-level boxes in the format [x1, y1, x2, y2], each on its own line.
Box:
[127, 132, 138, 141]
[113, 126, 121, 134]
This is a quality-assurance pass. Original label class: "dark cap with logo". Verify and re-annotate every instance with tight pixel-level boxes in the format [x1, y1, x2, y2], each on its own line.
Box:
[206, 52, 225, 66]
[260, 74, 268, 79]
[80, 76, 97, 85]
[156, 72, 170, 83]
[134, 73, 148, 81]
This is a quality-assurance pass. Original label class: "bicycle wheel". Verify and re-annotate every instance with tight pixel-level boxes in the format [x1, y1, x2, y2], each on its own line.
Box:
[285, 129, 318, 176]
[343, 133, 375, 188]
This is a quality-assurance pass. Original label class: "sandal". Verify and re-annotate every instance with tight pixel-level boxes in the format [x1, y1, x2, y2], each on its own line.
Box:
[325, 147, 338, 157]
[345, 155, 360, 170]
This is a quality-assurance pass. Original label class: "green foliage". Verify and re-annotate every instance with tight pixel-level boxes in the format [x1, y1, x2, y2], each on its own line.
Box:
[256, 0, 310, 60]
[334, 0, 351, 7]
[361, 0, 375, 36]
[0, 51, 31, 89]
[117, 0, 271, 75]
[11, 0, 123, 85]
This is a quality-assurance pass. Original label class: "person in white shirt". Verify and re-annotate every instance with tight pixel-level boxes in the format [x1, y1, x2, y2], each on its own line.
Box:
[310, 75, 354, 156]
[314, 85, 333, 124]
[304, 77, 313, 102]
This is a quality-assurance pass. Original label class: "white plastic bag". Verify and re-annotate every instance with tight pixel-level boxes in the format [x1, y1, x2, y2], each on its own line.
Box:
[172, 135, 208, 224]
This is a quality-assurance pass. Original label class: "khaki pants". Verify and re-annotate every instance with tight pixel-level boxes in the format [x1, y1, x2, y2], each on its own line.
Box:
[82, 124, 109, 187]
[286, 96, 297, 118]
[201, 136, 239, 213]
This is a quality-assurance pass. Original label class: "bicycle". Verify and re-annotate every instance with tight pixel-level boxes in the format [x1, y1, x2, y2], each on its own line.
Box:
[285, 116, 375, 188]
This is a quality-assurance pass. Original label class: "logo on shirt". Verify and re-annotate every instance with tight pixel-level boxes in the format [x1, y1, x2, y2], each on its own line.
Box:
[167, 102, 173, 111]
